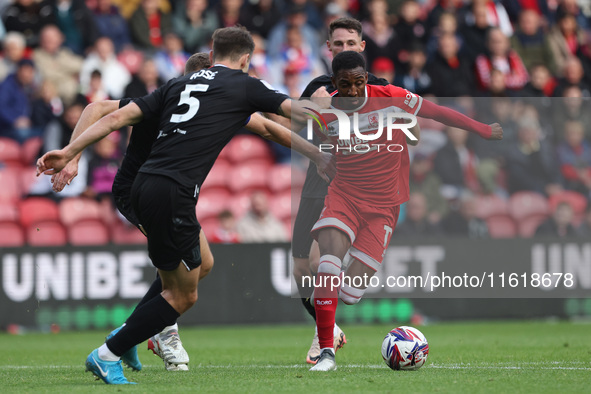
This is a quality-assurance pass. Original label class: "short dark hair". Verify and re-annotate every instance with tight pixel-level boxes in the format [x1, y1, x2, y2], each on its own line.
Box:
[212, 26, 255, 62]
[332, 51, 366, 76]
[185, 52, 211, 74]
[329, 17, 363, 39]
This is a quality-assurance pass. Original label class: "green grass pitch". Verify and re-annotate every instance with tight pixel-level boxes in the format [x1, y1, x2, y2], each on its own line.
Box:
[1, 321, 590, 393]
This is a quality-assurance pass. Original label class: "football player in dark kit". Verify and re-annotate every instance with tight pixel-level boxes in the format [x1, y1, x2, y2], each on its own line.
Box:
[37, 27, 334, 385]
[292, 17, 392, 365]
[51, 53, 214, 373]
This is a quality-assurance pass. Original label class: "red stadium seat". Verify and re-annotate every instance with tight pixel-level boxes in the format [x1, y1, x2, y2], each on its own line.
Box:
[486, 215, 517, 238]
[0, 167, 22, 202]
[268, 164, 307, 193]
[19, 166, 38, 196]
[21, 137, 43, 165]
[226, 135, 273, 165]
[518, 214, 549, 238]
[228, 163, 270, 194]
[201, 160, 231, 193]
[199, 217, 220, 241]
[269, 191, 293, 220]
[508, 192, 549, 221]
[0, 221, 25, 247]
[196, 189, 231, 220]
[111, 221, 146, 245]
[0, 203, 18, 222]
[548, 191, 587, 215]
[0, 137, 22, 166]
[68, 219, 110, 245]
[18, 197, 59, 227]
[59, 197, 103, 226]
[26, 220, 67, 246]
[474, 194, 509, 219]
[229, 191, 261, 219]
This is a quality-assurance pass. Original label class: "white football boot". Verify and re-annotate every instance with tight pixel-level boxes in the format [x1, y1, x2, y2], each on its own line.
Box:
[309, 348, 337, 371]
[147, 326, 189, 371]
[306, 324, 347, 364]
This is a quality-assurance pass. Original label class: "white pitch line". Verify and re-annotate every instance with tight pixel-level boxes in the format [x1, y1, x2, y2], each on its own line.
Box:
[1, 363, 590, 371]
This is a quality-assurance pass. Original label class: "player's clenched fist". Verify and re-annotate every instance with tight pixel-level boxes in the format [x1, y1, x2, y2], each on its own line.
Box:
[489, 123, 503, 140]
[36, 149, 70, 176]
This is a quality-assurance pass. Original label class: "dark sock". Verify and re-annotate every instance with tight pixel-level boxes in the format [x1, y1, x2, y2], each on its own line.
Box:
[301, 297, 316, 321]
[106, 294, 179, 356]
[133, 275, 162, 311]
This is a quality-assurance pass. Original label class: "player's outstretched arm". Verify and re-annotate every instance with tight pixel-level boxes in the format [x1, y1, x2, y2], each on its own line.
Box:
[277, 99, 328, 125]
[245, 113, 336, 182]
[418, 99, 503, 140]
[51, 100, 121, 191]
[37, 103, 144, 176]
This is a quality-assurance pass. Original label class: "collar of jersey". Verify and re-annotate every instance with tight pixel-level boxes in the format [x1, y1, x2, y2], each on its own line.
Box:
[330, 86, 368, 113]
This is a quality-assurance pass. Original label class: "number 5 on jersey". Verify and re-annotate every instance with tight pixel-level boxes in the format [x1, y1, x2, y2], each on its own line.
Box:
[171, 84, 209, 123]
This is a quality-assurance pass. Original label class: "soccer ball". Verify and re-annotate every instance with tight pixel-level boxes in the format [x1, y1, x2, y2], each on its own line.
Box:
[381, 326, 429, 370]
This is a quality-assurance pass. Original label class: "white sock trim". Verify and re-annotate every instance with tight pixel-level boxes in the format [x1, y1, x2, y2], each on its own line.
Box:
[318, 255, 342, 276]
[98, 343, 119, 361]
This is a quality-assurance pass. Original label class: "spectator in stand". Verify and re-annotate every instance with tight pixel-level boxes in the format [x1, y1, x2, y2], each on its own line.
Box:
[577, 205, 591, 237]
[475, 27, 529, 92]
[248, 33, 272, 82]
[172, 0, 218, 53]
[427, 32, 474, 97]
[433, 126, 483, 199]
[210, 209, 240, 244]
[393, 0, 428, 53]
[548, 12, 586, 76]
[556, 120, 591, 197]
[123, 58, 163, 98]
[42, 95, 87, 152]
[90, 0, 131, 53]
[370, 57, 395, 84]
[362, 0, 399, 69]
[0, 58, 37, 142]
[395, 42, 431, 95]
[80, 36, 131, 99]
[128, 0, 172, 51]
[266, 4, 320, 61]
[477, 0, 514, 37]
[239, 0, 281, 39]
[409, 154, 448, 224]
[52, 0, 98, 55]
[396, 192, 442, 237]
[33, 25, 83, 105]
[31, 80, 64, 135]
[511, 8, 556, 74]
[552, 85, 591, 141]
[215, 0, 243, 28]
[236, 191, 287, 243]
[505, 117, 563, 196]
[520, 63, 558, 98]
[85, 69, 110, 102]
[271, 24, 322, 91]
[556, 0, 590, 30]
[554, 56, 590, 97]
[460, 1, 491, 60]
[425, 11, 461, 59]
[85, 131, 121, 202]
[2, 0, 56, 48]
[0, 31, 26, 82]
[535, 201, 577, 237]
[154, 32, 190, 82]
[440, 193, 489, 238]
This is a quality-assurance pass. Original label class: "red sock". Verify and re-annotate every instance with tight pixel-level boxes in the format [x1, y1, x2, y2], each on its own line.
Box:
[315, 272, 339, 350]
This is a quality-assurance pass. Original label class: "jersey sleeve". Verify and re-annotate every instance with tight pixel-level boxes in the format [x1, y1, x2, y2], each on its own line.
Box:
[133, 84, 166, 120]
[383, 85, 424, 115]
[119, 98, 133, 108]
[246, 77, 290, 114]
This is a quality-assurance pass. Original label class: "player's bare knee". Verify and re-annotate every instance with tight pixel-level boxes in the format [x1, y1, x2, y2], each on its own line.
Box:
[339, 284, 365, 305]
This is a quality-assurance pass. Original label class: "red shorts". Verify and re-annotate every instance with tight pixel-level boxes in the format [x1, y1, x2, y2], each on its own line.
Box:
[311, 188, 400, 271]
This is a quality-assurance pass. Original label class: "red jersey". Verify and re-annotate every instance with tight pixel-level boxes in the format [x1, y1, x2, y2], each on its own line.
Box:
[322, 84, 423, 207]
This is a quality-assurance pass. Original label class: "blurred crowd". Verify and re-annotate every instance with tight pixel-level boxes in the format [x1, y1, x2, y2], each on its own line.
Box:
[0, 0, 590, 243]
